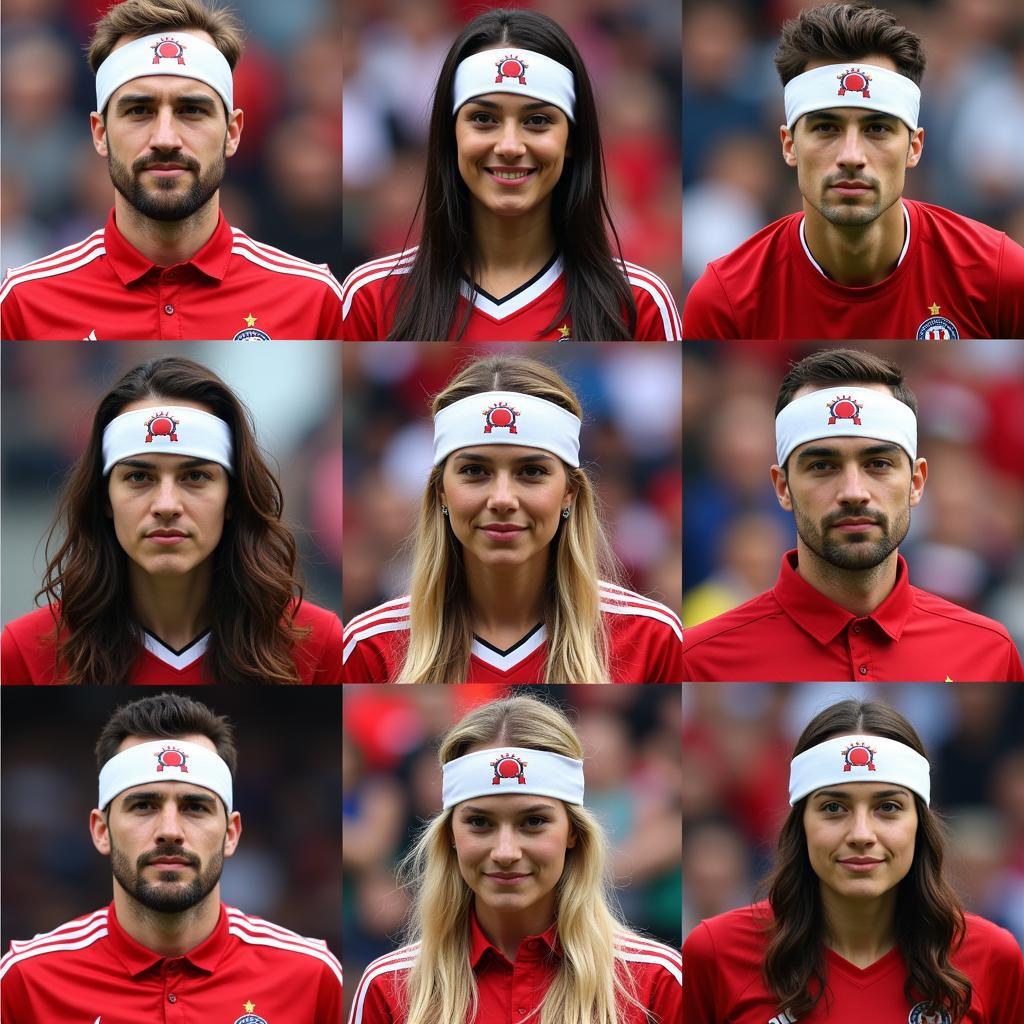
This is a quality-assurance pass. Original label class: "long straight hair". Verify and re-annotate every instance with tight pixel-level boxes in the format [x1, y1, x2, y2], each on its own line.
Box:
[39, 357, 307, 684]
[398, 695, 648, 1024]
[387, 8, 636, 341]
[395, 355, 619, 684]
[763, 699, 971, 1020]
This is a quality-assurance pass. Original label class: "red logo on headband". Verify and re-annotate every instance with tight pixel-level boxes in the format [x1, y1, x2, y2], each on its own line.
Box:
[837, 68, 871, 98]
[842, 742, 877, 772]
[145, 412, 180, 443]
[483, 401, 520, 434]
[827, 395, 862, 426]
[491, 753, 528, 785]
[152, 37, 187, 65]
[495, 55, 528, 85]
[155, 747, 190, 773]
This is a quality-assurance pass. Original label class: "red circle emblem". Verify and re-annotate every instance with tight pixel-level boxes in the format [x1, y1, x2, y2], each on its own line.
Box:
[156, 40, 181, 58]
[500, 59, 524, 78]
[150, 416, 174, 436]
[847, 746, 871, 767]
[842, 72, 866, 92]
[495, 758, 521, 778]
[833, 400, 857, 419]
[489, 407, 514, 428]
[160, 750, 185, 767]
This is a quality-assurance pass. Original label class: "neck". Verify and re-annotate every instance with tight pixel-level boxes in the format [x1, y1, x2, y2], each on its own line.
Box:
[464, 553, 547, 647]
[820, 883, 898, 968]
[113, 884, 221, 959]
[129, 561, 213, 650]
[474, 893, 555, 963]
[469, 201, 556, 288]
[794, 539, 899, 617]
[113, 192, 220, 268]
[802, 199, 905, 287]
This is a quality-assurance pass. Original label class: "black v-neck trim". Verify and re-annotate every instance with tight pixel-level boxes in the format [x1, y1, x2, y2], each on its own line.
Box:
[473, 623, 544, 657]
[465, 252, 560, 305]
[143, 629, 211, 657]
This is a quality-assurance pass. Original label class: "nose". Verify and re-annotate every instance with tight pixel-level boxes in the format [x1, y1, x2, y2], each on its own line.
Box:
[486, 471, 519, 512]
[846, 805, 877, 847]
[491, 824, 522, 864]
[835, 124, 867, 171]
[150, 477, 184, 519]
[153, 804, 186, 845]
[493, 119, 526, 159]
[148, 105, 184, 153]
[834, 463, 872, 507]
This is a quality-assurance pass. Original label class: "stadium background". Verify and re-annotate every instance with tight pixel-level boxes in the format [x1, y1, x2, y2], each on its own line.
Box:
[683, 0, 1024, 291]
[683, 681, 1024, 949]
[343, 683, 683, 1022]
[342, 341, 682, 625]
[341, 0, 683, 304]
[1, 341, 343, 629]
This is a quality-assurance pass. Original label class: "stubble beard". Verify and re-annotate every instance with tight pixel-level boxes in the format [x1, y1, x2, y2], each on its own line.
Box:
[792, 495, 911, 572]
[111, 839, 224, 915]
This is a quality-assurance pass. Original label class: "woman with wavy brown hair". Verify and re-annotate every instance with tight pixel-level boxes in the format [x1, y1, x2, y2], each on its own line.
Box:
[0, 357, 341, 684]
[683, 698, 1023, 1023]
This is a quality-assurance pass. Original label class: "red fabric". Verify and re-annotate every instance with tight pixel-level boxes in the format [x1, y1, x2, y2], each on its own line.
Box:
[0, 901, 342, 1023]
[683, 199, 1024, 339]
[1, 209, 342, 340]
[682, 550, 1024, 682]
[683, 901, 1024, 1023]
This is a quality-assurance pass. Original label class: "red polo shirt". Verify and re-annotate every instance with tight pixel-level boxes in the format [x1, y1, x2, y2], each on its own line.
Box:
[0, 901, 342, 1023]
[682, 550, 1024, 682]
[0, 208, 343, 340]
[349, 910, 681, 1024]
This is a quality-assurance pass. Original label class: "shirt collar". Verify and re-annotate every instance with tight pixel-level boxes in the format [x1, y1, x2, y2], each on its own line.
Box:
[105, 899, 231, 977]
[103, 206, 234, 285]
[468, 905, 560, 968]
[773, 548, 914, 643]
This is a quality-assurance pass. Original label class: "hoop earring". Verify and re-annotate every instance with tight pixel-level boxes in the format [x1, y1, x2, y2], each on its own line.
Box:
[561, 507, 570, 519]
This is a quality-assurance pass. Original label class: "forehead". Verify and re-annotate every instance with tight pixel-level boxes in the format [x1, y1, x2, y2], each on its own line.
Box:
[790, 435, 902, 461]
[456, 793, 562, 815]
[119, 398, 213, 416]
[810, 782, 911, 800]
[450, 444, 556, 463]
[791, 382, 894, 403]
[462, 93, 562, 115]
[116, 732, 215, 755]
[802, 54, 898, 75]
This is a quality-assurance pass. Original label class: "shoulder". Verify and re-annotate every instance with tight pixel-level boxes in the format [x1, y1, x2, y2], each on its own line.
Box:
[2, 606, 62, 685]
[227, 228, 342, 301]
[341, 248, 418, 316]
[613, 931, 682, 986]
[343, 596, 411, 671]
[705, 212, 800, 279]
[907, 199, 1010, 249]
[350, 943, 420, 1022]
[1, 907, 110, 980]
[599, 582, 683, 644]
[290, 598, 342, 634]
[959, 912, 1024, 962]
[682, 590, 779, 650]
[3, 605, 61, 642]
[1, 228, 107, 304]
[683, 903, 772, 965]
[224, 906, 342, 984]
[618, 260, 682, 340]
[908, 585, 1015, 642]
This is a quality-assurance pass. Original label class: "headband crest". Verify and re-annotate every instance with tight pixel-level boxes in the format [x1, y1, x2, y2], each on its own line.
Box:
[442, 746, 584, 809]
[784, 62, 920, 132]
[452, 48, 576, 121]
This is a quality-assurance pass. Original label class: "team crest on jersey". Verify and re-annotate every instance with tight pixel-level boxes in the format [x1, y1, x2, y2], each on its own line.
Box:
[152, 37, 187, 64]
[232, 328, 272, 340]
[916, 314, 960, 340]
[495, 54, 528, 85]
[145, 412, 180, 443]
[841, 741, 877, 773]
[837, 68, 871, 98]
[491, 753, 528, 785]
[826, 395, 862, 426]
[154, 746, 189, 773]
[483, 401, 520, 434]
[233, 1015, 268, 1024]
[908, 1003, 951, 1024]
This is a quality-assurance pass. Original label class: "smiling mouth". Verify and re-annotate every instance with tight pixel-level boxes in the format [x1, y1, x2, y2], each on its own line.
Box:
[486, 168, 536, 180]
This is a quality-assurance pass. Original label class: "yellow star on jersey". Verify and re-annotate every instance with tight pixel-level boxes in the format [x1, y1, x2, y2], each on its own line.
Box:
[243, 313, 258, 328]
[928, 302, 941, 316]
[557, 323, 571, 339]
[944, 675, 953, 683]
[244, 1001, 256, 1013]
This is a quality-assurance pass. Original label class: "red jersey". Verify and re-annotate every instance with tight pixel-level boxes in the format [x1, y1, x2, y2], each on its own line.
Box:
[341, 249, 681, 340]
[682, 550, 1024, 682]
[349, 910, 681, 1024]
[0, 208, 343, 340]
[0, 901, 342, 1024]
[1, 600, 343, 685]
[342, 582, 683, 683]
[683, 902, 1023, 1024]
[682, 199, 1024, 339]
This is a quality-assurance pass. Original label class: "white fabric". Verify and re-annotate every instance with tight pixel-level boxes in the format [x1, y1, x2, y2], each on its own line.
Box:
[98, 739, 233, 812]
[96, 32, 233, 115]
[775, 386, 917, 468]
[442, 746, 584, 809]
[784, 62, 921, 131]
[103, 405, 234, 475]
[453, 48, 576, 121]
[789, 733, 930, 806]
[433, 390, 581, 467]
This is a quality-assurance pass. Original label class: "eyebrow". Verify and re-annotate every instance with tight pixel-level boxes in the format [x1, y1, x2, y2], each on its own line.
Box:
[115, 93, 217, 112]
[454, 452, 555, 464]
[120, 790, 217, 806]
[116, 458, 218, 470]
[814, 788, 911, 800]
[460, 803, 557, 815]
[806, 110, 900, 124]
[467, 98, 558, 113]
[795, 443, 903, 462]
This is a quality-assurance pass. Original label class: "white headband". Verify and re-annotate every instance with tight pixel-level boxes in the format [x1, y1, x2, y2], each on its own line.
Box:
[98, 739, 233, 813]
[102, 405, 234, 476]
[433, 391, 581, 467]
[790, 734, 930, 806]
[452, 48, 576, 121]
[96, 32, 234, 115]
[442, 746, 584, 810]
[775, 386, 917, 468]
[784, 62, 921, 132]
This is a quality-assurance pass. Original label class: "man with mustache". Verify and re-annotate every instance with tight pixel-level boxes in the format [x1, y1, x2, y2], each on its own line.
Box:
[682, 3, 1024, 339]
[0, 0, 342, 340]
[682, 348, 1024, 681]
[0, 693, 342, 1021]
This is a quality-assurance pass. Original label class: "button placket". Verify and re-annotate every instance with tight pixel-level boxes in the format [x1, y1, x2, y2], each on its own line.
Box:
[847, 620, 873, 680]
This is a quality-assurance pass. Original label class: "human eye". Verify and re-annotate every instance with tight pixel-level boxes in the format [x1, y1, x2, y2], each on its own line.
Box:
[524, 814, 551, 828]
[524, 113, 552, 128]
[879, 799, 904, 814]
[183, 469, 213, 483]
[124, 105, 151, 117]
[128, 798, 154, 811]
[867, 121, 894, 134]
[866, 459, 893, 471]
[470, 110, 496, 125]
[809, 121, 836, 133]
[185, 799, 211, 813]
[520, 464, 549, 478]
[179, 104, 207, 116]
[122, 469, 150, 483]
[821, 800, 845, 814]
[465, 815, 490, 829]
[806, 460, 833, 472]
[459, 464, 487, 477]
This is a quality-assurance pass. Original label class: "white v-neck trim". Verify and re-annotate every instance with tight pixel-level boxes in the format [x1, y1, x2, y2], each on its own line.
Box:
[799, 201, 910, 279]
[460, 257, 564, 320]
[142, 630, 210, 670]
[470, 624, 547, 671]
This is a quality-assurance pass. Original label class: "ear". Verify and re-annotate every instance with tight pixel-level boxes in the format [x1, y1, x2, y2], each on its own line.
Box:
[770, 463, 793, 511]
[780, 124, 797, 168]
[906, 126, 924, 169]
[90, 808, 112, 856]
[909, 456, 927, 506]
[91, 111, 108, 158]
[223, 810, 242, 858]
[225, 107, 243, 158]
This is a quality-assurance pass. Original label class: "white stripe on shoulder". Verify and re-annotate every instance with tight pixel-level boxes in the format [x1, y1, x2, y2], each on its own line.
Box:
[6, 908, 108, 951]
[344, 596, 413, 636]
[343, 616, 411, 665]
[598, 583, 683, 642]
[349, 944, 420, 1024]
[229, 230, 335, 274]
[225, 907, 333, 950]
[1, 242, 106, 305]
[622, 261, 682, 340]
[230, 240, 343, 300]
[4, 229, 105, 277]
[227, 923, 342, 986]
[1, 921, 109, 980]
[342, 249, 418, 319]
[613, 934, 682, 985]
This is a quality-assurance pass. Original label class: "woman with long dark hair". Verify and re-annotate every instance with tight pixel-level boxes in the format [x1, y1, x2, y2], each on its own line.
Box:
[683, 698, 1023, 1023]
[1, 357, 342, 684]
[342, 8, 680, 341]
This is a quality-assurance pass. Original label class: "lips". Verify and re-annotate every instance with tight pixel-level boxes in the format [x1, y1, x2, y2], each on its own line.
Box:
[486, 167, 535, 179]
[147, 529, 187, 538]
[479, 524, 525, 533]
[487, 872, 529, 879]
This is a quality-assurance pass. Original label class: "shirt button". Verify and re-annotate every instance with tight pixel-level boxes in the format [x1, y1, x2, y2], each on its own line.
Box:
[859, 665, 868, 675]
[853, 625, 862, 634]
[168, 994, 177, 1003]
[518, 1009, 527, 1015]
[164, 304, 174, 315]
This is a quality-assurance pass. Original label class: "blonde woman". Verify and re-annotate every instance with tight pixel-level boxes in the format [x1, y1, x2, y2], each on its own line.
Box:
[342, 355, 682, 683]
[347, 694, 682, 1024]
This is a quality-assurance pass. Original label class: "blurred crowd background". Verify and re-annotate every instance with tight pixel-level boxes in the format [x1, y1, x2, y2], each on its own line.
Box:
[683, 682, 1024, 948]
[342, 0, 683, 302]
[343, 684, 683, 1021]
[342, 341, 682, 624]
[683, 0, 1024, 290]
[683, 340, 1024, 662]
[1, 342, 342, 627]
[1, 0, 342, 278]
[1, 687, 342, 955]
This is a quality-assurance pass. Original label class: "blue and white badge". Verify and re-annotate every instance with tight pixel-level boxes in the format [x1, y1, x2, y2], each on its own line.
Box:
[908, 1002, 952, 1024]
[916, 315, 959, 340]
